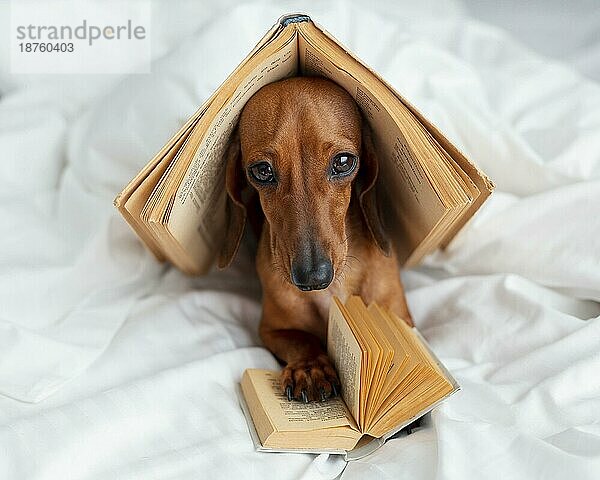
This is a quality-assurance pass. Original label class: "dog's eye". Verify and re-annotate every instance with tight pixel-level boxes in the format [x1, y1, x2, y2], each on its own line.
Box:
[248, 162, 276, 184]
[331, 153, 358, 178]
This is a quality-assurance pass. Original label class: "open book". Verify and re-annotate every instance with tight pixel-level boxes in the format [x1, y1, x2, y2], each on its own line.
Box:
[114, 14, 493, 275]
[239, 296, 459, 459]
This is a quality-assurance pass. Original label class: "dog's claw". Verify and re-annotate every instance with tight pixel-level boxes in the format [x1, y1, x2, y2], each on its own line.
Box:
[332, 383, 339, 397]
[281, 355, 341, 404]
[319, 388, 327, 402]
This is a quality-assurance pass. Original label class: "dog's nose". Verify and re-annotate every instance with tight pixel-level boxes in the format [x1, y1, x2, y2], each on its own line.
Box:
[291, 257, 334, 291]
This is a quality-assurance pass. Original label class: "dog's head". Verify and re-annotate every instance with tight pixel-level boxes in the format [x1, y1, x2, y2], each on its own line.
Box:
[218, 77, 390, 291]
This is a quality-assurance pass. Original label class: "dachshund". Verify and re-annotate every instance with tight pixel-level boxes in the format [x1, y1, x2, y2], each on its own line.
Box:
[218, 76, 413, 402]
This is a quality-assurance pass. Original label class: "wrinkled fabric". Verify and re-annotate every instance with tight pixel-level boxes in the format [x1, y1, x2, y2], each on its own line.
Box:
[0, 0, 598, 479]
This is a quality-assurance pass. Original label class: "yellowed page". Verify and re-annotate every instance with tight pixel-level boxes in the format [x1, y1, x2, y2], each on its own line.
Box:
[391, 311, 448, 377]
[124, 135, 191, 263]
[365, 304, 409, 414]
[345, 296, 392, 430]
[327, 298, 364, 426]
[369, 369, 453, 437]
[116, 113, 203, 260]
[342, 298, 380, 429]
[365, 309, 454, 437]
[368, 309, 430, 424]
[241, 369, 276, 445]
[166, 34, 299, 273]
[244, 369, 357, 432]
[113, 104, 206, 210]
[265, 427, 361, 451]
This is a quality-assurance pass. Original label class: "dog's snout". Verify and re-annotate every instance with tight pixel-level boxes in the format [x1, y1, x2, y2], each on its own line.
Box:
[291, 255, 334, 291]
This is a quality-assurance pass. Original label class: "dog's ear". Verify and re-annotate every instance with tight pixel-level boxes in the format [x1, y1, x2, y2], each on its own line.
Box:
[218, 129, 247, 269]
[357, 122, 392, 256]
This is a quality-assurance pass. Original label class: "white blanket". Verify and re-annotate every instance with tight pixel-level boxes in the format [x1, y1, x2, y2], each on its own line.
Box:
[1, 0, 598, 478]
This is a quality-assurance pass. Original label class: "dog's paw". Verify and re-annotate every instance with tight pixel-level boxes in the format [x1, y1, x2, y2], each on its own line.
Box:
[280, 354, 341, 403]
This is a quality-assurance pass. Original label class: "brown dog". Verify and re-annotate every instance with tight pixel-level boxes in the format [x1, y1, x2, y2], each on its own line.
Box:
[219, 77, 413, 403]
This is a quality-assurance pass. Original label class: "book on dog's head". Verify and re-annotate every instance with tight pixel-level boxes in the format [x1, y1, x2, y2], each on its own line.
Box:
[114, 13, 494, 275]
[238, 296, 459, 460]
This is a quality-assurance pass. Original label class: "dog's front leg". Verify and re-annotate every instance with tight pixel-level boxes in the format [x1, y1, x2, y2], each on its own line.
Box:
[259, 296, 341, 403]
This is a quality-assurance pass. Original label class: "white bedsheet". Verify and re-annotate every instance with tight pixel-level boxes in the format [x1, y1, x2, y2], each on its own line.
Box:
[1, 0, 599, 478]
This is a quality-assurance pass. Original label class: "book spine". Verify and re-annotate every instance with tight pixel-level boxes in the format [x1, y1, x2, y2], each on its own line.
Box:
[279, 13, 311, 27]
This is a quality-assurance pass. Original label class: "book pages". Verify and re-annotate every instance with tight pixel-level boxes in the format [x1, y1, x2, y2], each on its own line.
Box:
[242, 369, 356, 432]
[327, 299, 363, 425]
